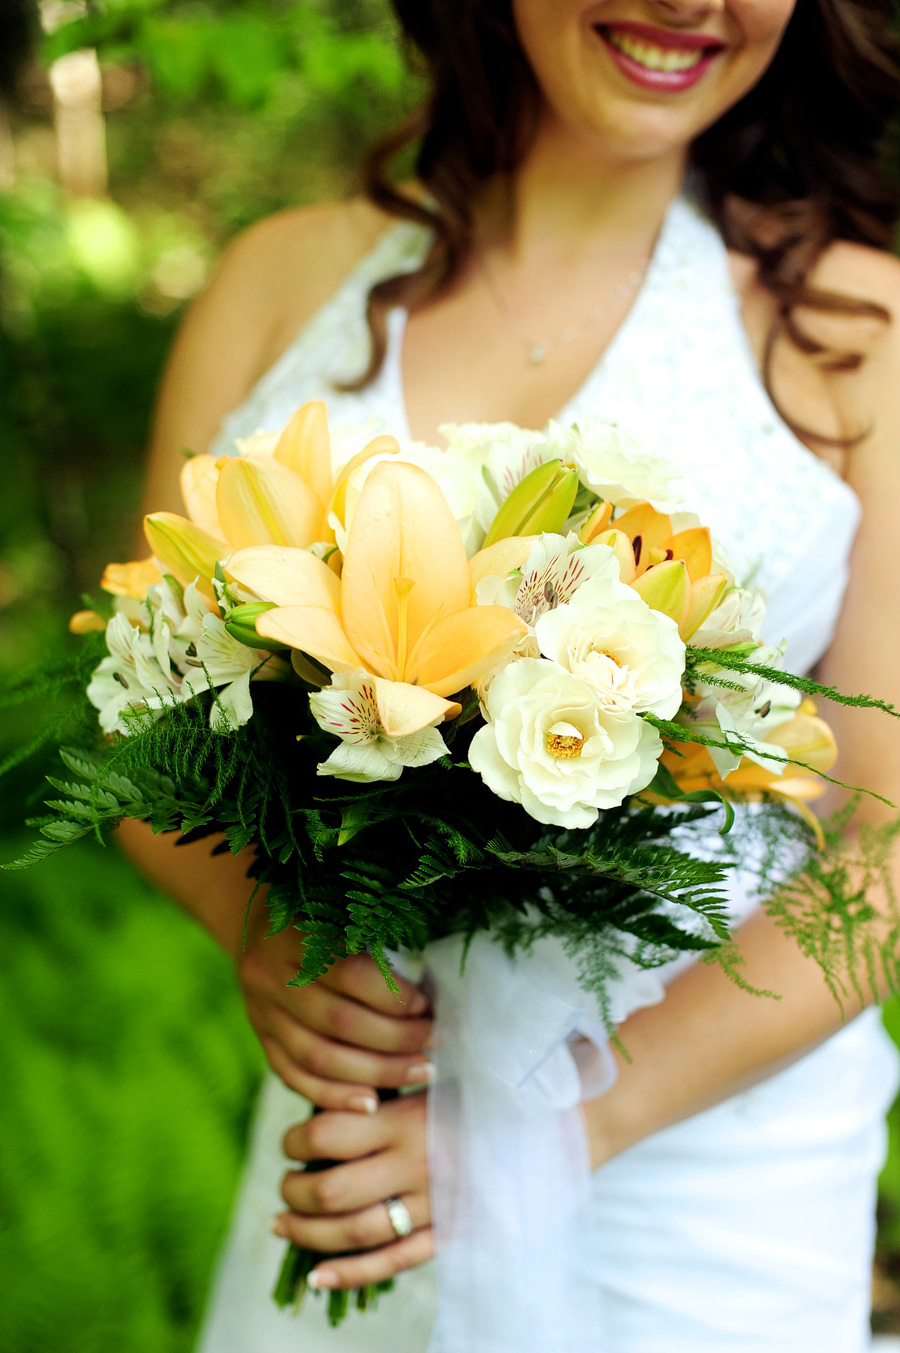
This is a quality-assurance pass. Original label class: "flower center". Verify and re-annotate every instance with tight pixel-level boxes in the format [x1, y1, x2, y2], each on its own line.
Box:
[546, 721, 585, 759]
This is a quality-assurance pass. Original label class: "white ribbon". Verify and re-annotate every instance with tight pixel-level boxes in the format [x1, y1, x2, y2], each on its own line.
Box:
[420, 932, 665, 1353]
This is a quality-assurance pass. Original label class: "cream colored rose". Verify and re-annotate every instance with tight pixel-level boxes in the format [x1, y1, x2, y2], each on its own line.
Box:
[468, 657, 662, 828]
[548, 418, 684, 513]
[534, 575, 685, 719]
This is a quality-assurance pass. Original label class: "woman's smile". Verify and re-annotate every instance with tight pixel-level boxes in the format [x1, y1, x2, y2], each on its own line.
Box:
[596, 21, 728, 92]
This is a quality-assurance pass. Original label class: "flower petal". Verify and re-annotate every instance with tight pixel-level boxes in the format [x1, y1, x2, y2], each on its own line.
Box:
[410, 605, 527, 697]
[180, 455, 224, 538]
[665, 526, 712, 582]
[101, 556, 163, 598]
[272, 401, 332, 512]
[468, 536, 536, 594]
[144, 513, 225, 599]
[371, 676, 460, 738]
[226, 545, 341, 609]
[340, 461, 471, 677]
[216, 454, 324, 549]
[255, 605, 362, 673]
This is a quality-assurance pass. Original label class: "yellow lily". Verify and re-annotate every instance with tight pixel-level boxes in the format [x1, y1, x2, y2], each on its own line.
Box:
[227, 460, 528, 700]
[581, 500, 728, 640]
[142, 403, 397, 596]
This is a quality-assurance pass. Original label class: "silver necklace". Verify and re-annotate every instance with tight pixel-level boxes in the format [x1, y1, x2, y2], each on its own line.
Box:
[475, 249, 651, 366]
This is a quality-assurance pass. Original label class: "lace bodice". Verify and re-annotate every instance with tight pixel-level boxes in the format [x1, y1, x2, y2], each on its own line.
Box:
[210, 195, 860, 675]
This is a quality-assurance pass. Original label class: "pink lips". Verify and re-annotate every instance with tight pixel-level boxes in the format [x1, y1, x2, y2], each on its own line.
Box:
[596, 21, 727, 93]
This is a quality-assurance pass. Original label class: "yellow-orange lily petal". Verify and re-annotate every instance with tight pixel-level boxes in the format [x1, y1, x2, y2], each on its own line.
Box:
[579, 499, 614, 544]
[327, 435, 401, 526]
[227, 545, 340, 610]
[144, 513, 225, 600]
[216, 454, 325, 550]
[101, 556, 162, 597]
[371, 676, 461, 738]
[631, 558, 691, 629]
[410, 606, 529, 698]
[340, 461, 472, 678]
[468, 536, 536, 594]
[682, 572, 729, 640]
[588, 528, 637, 583]
[610, 503, 672, 576]
[272, 401, 333, 512]
[180, 455, 224, 538]
[255, 605, 363, 673]
[666, 526, 712, 582]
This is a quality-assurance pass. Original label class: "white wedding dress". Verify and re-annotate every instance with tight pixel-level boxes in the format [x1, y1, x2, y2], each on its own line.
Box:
[197, 195, 898, 1352]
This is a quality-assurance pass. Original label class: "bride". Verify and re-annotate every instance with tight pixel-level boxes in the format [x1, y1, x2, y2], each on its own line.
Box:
[121, 0, 900, 1347]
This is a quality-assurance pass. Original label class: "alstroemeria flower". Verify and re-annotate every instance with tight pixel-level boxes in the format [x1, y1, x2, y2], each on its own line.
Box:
[688, 643, 802, 779]
[226, 460, 527, 700]
[469, 657, 662, 828]
[474, 532, 622, 664]
[87, 578, 274, 735]
[534, 574, 685, 719]
[309, 669, 451, 782]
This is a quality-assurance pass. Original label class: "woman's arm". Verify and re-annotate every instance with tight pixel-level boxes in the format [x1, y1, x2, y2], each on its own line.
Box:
[583, 241, 900, 1165]
[119, 199, 435, 1108]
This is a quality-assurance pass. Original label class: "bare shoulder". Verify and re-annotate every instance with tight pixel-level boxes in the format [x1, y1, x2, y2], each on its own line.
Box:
[142, 196, 391, 518]
[203, 195, 392, 376]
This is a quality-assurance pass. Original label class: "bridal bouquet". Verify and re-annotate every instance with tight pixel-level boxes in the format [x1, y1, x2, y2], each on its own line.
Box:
[5, 402, 898, 1326]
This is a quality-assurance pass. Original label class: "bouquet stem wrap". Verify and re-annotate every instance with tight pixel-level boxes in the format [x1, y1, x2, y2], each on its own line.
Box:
[423, 934, 663, 1353]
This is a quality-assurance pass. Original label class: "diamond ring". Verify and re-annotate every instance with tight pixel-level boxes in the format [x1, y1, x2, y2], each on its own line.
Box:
[383, 1195, 414, 1239]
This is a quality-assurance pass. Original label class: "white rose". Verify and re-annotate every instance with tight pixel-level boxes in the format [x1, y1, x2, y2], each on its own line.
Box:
[548, 418, 684, 512]
[534, 575, 685, 719]
[468, 657, 663, 828]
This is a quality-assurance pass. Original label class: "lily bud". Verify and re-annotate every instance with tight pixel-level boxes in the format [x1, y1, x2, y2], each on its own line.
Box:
[482, 461, 579, 548]
[223, 600, 283, 651]
[216, 454, 327, 551]
[144, 513, 224, 600]
[631, 558, 691, 629]
[69, 609, 106, 635]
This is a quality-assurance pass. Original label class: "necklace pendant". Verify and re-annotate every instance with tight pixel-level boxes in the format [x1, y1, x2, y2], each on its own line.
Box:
[529, 343, 548, 365]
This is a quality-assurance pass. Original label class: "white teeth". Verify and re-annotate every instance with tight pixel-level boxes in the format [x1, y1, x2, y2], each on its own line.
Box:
[606, 30, 706, 73]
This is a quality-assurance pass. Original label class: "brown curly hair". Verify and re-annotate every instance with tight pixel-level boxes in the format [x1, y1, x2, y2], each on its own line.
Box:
[349, 0, 900, 442]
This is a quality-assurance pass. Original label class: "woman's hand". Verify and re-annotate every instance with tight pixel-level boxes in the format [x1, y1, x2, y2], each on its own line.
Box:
[273, 1093, 434, 1288]
[239, 921, 434, 1112]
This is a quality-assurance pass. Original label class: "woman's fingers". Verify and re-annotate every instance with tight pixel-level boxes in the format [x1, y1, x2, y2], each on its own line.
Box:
[279, 980, 433, 1056]
[307, 1229, 436, 1291]
[281, 1148, 420, 1217]
[283, 1105, 392, 1163]
[318, 953, 430, 1018]
[270, 1008, 433, 1090]
[272, 1192, 427, 1255]
[257, 1035, 379, 1114]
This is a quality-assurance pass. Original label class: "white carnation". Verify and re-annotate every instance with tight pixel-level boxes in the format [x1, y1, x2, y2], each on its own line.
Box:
[468, 657, 662, 828]
[534, 575, 685, 719]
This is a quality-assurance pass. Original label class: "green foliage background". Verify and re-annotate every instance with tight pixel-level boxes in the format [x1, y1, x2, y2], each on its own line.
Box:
[1, 2, 899, 1349]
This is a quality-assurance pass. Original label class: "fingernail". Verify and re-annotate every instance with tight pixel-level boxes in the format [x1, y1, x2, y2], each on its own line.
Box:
[308, 1267, 339, 1290]
[406, 1062, 434, 1084]
[271, 1216, 290, 1238]
[348, 1093, 378, 1115]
